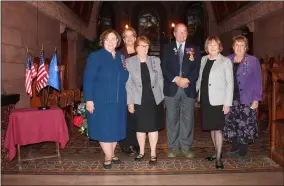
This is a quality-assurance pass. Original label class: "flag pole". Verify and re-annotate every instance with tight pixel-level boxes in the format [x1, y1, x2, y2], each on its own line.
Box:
[45, 47, 57, 108]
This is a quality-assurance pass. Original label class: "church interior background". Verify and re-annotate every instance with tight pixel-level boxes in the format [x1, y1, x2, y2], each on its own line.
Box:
[1, 1, 284, 185]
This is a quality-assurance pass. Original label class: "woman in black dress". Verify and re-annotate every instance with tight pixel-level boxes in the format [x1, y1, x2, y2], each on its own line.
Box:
[126, 36, 165, 165]
[118, 27, 139, 156]
[196, 36, 233, 169]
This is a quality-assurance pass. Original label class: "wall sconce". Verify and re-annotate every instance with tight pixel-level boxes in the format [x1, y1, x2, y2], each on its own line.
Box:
[171, 23, 175, 28]
[125, 24, 129, 29]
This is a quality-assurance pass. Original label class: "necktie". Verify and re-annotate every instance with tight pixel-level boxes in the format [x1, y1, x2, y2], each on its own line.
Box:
[178, 43, 184, 76]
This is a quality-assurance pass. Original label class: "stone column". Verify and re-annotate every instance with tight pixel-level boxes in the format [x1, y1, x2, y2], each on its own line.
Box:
[67, 30, 78, 89]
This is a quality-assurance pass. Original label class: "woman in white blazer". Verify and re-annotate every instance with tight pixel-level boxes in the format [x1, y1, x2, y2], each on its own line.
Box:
[196, 36, 233, 169]
[126, 36, 165, 165]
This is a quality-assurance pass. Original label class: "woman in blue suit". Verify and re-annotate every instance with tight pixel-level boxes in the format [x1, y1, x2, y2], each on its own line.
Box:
[83, 29, 129, 169]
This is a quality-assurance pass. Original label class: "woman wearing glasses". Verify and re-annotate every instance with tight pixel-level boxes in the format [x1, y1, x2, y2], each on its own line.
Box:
[125, 36, 165, 165]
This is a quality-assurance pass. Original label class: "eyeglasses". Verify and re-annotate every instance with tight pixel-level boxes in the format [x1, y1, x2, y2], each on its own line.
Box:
[138, 45, 149, 48]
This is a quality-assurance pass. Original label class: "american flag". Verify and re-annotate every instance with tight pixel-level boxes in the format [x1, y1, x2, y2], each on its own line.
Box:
[25, 53, 36, 97]
[36, 49, 49, 92]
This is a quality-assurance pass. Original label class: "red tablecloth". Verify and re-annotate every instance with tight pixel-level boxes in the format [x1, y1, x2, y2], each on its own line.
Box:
[4, 107, 70, 162]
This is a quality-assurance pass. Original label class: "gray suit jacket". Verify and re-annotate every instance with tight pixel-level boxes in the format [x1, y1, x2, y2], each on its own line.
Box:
[196, 54, 234, 106]
[126, 55, 164, 105]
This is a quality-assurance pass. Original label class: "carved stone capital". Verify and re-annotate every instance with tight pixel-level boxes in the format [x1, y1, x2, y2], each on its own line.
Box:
[247, 21, 255, 32]
[60, 23, 66, 34]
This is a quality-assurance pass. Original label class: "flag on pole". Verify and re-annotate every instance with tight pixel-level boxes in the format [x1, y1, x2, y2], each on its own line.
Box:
[48, 50, 61, 91]
[25, 53, 34, 97]
[36, 48, 49, 92]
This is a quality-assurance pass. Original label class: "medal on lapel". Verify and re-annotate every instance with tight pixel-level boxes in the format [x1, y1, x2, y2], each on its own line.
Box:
[186, 48, 195, 61]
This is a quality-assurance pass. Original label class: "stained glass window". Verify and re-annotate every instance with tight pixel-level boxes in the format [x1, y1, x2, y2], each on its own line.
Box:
[186, 3, 205, 50]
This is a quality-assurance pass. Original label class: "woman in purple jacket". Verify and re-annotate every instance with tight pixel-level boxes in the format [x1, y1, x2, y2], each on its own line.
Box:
[223, 35, 262, 157]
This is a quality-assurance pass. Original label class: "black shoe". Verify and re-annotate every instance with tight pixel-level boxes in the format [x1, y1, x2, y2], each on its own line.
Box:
[149, 156, 157, 166]
[112, 156, 121, 164]
[121, 147, 133, 155]
[205, 153, 222, 161]
[226, 149, 239, 157]
[103, 160, 112, 169]
[215, 160, 224, 169]
[134, 154, 145, 161]
[205, 155, 216, 161]
[239, 144, 248, 156]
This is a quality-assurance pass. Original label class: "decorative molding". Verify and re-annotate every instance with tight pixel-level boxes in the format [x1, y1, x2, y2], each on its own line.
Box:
[26, 1, 101, 40]
[247, 21, 255, 32]
[60, 23, 66, 34]
[218, 1, 284, 34]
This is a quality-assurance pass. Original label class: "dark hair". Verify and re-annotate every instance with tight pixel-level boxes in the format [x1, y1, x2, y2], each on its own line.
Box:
[99, 29, 121, 48]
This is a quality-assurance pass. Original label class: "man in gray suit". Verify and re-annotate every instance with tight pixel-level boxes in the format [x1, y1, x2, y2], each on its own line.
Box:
[161, 23, 201, 158]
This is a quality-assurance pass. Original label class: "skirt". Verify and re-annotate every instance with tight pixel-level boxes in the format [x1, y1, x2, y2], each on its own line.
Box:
[223, 97, 258, 144]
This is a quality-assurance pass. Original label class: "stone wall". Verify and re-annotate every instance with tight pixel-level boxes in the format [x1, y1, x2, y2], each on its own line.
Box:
[2, 2, 61, 108]
[253, 9, 284, 59]
[217, 1, 284, 59]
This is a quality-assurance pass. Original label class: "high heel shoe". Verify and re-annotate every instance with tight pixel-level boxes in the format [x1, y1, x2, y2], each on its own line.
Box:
[112, 156, 121, 164]
[149, 156, 157, 165]
[134, 154, 145, 161]
[103, 160, 112, 169]
[215, 160, 224, 169]
[205, 153, 222, 161]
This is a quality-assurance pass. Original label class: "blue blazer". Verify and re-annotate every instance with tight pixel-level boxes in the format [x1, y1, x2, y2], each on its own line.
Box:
[161, 42, 201, 98]
[83, 48, 129, 103]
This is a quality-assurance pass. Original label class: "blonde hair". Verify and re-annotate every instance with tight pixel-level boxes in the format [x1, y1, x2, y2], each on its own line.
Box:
[122, 27, 137, 39]
[232, 35, 249, 51]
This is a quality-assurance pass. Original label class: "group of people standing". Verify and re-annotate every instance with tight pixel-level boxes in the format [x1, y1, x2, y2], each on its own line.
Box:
[83, 23, 262, 170]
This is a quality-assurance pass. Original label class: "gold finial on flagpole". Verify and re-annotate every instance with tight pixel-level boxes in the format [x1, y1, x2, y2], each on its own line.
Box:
[26, 46, 29, 53]
[42, 44, 44, 51]
[54, 47, 57, 52]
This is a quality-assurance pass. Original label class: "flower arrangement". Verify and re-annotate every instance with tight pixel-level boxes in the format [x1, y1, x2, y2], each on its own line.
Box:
[73, 103, 88, 135]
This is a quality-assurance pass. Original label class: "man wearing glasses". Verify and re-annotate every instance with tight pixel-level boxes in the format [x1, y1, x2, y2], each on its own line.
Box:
[161, 23, 201, 158]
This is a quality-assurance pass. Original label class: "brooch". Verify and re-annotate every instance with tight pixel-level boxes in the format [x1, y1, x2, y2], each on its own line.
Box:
[150, 57, 157, 73]
[173, 48, 178, 55]
[186, 48, 195, 61]
[243, 57, 249, 75]
[121, 55, 127, 70]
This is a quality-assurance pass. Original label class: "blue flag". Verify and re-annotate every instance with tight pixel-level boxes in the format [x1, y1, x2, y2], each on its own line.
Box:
[48, 51, 61, 91]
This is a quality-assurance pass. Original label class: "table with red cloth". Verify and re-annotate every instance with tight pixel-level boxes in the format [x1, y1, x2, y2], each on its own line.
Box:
[4, 107, 69, 169]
